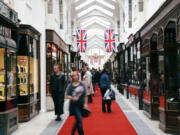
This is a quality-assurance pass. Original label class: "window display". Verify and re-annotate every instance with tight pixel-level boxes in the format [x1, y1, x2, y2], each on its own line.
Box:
[17, 25, 40, 122]
[0, 48, 5, 102]
[17, 56, 28, 96]
[0, 47, 17, 111]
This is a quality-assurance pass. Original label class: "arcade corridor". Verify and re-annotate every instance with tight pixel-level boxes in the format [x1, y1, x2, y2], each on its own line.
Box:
[0, 0, 180, 135]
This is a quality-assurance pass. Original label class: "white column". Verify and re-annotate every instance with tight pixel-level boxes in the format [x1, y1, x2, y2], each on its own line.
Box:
[40, 1, 47, 113]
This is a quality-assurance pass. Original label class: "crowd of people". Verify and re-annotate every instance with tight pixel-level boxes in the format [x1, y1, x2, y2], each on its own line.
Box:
[49, 64, 112, 135]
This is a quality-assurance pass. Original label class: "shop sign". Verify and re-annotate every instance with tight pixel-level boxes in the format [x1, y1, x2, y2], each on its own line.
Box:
[0, 1, 18, 24]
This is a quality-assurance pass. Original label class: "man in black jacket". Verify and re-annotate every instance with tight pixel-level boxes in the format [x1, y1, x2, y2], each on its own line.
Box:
[50, 64, 65, 121]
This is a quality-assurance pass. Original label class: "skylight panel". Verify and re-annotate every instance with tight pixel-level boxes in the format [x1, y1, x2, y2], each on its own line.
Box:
[78, 5, 113, 17]
[75, 0, 93, 10]
[81, 20, 109, 29]
[75, 0, 115, 10]
[81, 17, 111, 26]
[96, 0, 115, 9]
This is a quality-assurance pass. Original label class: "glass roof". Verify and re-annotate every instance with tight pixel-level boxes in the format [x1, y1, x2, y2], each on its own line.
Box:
[81, 16, 111, 26]
[78, 5, 113, 17]
[76, 0, 115, 11]
[72, 0, 119, 66]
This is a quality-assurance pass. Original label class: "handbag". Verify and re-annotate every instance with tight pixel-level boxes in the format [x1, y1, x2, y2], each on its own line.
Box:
[109, 89, 115, 100]
[103, 89, 116, 101]
[81, 108, 91, 117]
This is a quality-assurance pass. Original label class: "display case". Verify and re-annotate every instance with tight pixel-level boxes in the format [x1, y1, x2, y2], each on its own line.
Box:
[0, 1, 19, 134]
[17, 25, 40, 122]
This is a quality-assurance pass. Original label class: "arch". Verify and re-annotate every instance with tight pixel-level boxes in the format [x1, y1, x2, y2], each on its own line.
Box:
[177, 17, 180, 37]
[150, 33, 157, 51]
[164, 21, 176, 45]
[157, 27, 164, 49]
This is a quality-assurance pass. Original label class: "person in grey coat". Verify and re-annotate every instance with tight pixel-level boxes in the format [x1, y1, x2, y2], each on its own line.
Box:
[50, 64, 65, 121]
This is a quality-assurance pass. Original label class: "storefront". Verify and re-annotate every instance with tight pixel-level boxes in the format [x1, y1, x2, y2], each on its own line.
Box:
[0, 1, 19, 134]
[46, 29, 67, 110]
[17, 24, 41, 122]
[121, 34, 142, 107]
[140, 0, 180, 133]
[117, 43, 126, 94]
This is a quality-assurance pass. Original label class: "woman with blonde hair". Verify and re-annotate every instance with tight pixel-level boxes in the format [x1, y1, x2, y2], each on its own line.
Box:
[66, 71, 88, 135]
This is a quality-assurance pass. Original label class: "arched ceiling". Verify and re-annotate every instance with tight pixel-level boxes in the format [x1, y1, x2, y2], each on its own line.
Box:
[71, 0, 120, 53]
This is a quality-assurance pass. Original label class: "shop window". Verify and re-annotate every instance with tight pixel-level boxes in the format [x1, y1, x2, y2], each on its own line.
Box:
[138, 0, 143, 12]
[59, 0, 63, 29]
[164, 21, 177, 99]
[48, 0, 53, 14]
[178, 18, 180, 38]
[158, 28, 164, 49]
[0, 47, 17, 111]
[18, 35, 28, 55]
[128, 0, 132, 28]
[0, 48, 6, 104]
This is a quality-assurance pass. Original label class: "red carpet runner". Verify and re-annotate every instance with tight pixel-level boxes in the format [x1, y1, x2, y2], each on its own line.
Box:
[58, 87, 137, 135]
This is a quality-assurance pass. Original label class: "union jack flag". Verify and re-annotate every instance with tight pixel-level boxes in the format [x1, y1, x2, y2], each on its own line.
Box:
[76, 30, 87, 52]
[105, 29, 116, 52]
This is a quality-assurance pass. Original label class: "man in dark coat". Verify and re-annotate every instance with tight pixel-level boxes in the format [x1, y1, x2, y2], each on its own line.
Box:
[50, 64, 65, 121]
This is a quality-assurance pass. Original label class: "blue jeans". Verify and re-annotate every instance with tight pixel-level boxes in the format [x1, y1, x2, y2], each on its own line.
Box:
[71, 105, 84, 135]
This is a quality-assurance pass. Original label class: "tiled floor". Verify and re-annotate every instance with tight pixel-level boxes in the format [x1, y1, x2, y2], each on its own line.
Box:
[12, 85, 172, 135]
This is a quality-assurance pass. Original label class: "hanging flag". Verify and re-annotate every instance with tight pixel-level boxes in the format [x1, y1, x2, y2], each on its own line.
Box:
[94, 53, 98, 63]
[99, 58, 101, 65]
[90, 58, 93, 65]
[76, 30, 87, 52]
[105, 29, 116, 52]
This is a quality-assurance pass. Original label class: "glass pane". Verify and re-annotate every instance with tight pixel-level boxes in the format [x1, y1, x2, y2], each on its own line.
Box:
[0, 48, 5, 101]
[7, 49, 17, 109]
[17, 56, 28, 96]
[30, 39, 39, 101]
[158, 55, 164, 95]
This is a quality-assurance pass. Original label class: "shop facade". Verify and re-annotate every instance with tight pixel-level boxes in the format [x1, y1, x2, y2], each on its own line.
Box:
[17, 24, 41, 122]
[140, 0, 180, 133]
[46, 29, 67, 110]
[117, 0, 180, 133]
[0, 1, 19, 135]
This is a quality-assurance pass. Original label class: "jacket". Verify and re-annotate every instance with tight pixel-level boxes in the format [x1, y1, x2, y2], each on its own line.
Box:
[100, 73, 111, 89]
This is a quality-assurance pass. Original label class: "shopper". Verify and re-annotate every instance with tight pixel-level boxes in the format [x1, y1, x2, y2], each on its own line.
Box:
[91, 69, 96, 95]
[83, 66, 94, 103]
[100, 69, 112, 113]
[66, 71, 88, 135]
[50, 64, 65, 121]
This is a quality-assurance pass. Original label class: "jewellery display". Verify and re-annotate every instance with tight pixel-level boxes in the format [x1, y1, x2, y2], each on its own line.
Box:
[17, 56, 29, 96]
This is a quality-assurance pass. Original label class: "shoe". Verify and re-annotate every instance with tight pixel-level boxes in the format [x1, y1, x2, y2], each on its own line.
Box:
[107, 110, 112, 113]
[55, 116, 62, 121]
[102, 110, 106, 113]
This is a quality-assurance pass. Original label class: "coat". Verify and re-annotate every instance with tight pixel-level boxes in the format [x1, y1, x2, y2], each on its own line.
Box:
[50, 72, 65, 115]
[82, 71, 94, 95]
[100, 73, 111, 89]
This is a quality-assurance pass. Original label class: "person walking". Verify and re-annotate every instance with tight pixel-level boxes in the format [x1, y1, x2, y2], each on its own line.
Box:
[50, 64, 65, 121]
[83, 66, 94, 103]
[67, 71, 88, 135]
[91, 69, 96, 96]
[100, 69, 112, 113]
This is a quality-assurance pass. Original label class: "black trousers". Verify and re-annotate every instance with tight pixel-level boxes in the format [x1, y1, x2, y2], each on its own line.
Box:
[100, 87, 111, 112]
[52, 94, 64, 115]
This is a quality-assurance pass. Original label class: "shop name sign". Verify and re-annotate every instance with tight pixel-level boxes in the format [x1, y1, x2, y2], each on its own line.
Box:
[0, 1, 18, 24]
